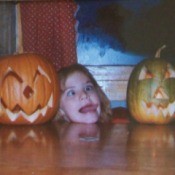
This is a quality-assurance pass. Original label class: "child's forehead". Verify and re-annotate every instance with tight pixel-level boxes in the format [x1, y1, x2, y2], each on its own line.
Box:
[61, 71, 92, 88]
[67, 71, 89, 80]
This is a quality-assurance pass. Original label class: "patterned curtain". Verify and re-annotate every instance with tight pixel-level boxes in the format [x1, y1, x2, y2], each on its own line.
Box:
[19, 0, 77, 71]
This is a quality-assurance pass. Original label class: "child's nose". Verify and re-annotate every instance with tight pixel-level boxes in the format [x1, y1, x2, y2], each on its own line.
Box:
[79, 91, 89, 100]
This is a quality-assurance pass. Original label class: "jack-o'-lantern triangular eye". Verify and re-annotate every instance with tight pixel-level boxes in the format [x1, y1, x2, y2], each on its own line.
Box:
[139, 66, 154, 80]
[33, 66, 51, 83]
[3, 67, 23, 83]
[165, 64, 175, 78]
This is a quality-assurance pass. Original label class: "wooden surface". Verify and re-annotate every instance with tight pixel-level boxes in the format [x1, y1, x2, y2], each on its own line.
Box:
[0, 109, 175, 175]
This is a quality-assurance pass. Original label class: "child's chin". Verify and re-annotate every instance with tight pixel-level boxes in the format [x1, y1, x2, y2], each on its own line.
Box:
[79, 114, 99, 124]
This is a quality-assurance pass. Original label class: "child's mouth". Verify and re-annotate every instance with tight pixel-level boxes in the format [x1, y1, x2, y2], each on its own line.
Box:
[79, 104, 98, 113]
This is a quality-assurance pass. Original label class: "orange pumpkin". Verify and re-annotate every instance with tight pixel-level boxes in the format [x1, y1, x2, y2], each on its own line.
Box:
[0, 53, 59, 125]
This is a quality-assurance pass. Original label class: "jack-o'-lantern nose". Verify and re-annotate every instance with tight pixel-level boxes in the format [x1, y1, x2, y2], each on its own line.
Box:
[154, 87, 169, 99]
[23, 86, 34, 99]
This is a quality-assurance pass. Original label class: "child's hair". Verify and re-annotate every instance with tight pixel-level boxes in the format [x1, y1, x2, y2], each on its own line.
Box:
[56, 63, 112, 122]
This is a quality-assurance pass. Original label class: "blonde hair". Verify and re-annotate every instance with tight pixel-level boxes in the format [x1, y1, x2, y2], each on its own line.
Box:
[56, 64, 112, 123]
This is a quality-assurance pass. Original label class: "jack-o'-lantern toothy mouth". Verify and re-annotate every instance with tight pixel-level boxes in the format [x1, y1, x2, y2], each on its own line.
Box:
[141, 101, 175, 117]
[0, 94, 53, 123]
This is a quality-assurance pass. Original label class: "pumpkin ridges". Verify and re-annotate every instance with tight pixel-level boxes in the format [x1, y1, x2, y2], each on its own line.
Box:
[127, 61, 143, 121]
[127, 61, 175, 124]
[127, 47, 175, 124]
[0, 53, 60, 125]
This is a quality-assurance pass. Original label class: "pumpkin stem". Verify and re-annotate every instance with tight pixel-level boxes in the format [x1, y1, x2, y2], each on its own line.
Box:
[155, 45, 166, 58]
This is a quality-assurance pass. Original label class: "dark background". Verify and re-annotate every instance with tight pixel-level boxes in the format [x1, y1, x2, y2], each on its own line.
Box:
[75, 0, 175, 65]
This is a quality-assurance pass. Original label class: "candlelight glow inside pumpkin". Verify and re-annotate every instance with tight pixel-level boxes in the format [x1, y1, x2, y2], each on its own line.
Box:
[127, 46, 175, 124]
[0, 53, 59, 125]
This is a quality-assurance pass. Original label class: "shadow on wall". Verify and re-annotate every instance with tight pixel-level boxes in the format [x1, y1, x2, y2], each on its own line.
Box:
[75, 0, 175, 66]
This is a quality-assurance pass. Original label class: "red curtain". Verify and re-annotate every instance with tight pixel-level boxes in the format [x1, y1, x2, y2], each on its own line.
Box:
[20, 0, 77, 71]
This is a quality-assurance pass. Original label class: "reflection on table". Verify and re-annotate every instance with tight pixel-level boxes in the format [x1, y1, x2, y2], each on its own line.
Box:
[0, 120, 175, 174]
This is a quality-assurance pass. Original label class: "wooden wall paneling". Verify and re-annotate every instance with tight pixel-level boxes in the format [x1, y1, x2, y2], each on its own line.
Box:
[97, 80, 128, 101]
[86, 66, 133, 81]
[86, 65, 134, 101]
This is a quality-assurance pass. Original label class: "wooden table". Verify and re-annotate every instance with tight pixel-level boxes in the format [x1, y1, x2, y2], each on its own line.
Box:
[0, 111, 175, 175]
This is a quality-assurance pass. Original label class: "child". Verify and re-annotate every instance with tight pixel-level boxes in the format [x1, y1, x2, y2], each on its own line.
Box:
[55, 63, 112, 124]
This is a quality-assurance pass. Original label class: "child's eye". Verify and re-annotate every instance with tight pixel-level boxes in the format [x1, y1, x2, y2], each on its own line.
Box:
[85, 85, 94, 92]
[66, 90, 75, 96]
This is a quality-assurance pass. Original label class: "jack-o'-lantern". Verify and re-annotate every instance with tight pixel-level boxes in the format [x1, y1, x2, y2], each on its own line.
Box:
[127, 45, 175, 124]
[0, 53, 60, 124]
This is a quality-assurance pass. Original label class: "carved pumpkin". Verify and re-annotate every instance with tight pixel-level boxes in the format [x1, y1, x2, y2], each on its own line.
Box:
[0, 53, 59, 124]
[127, 45, 175, 124]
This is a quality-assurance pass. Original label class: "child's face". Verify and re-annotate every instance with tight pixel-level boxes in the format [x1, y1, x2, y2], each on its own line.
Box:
[60, 72, 101, 124]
